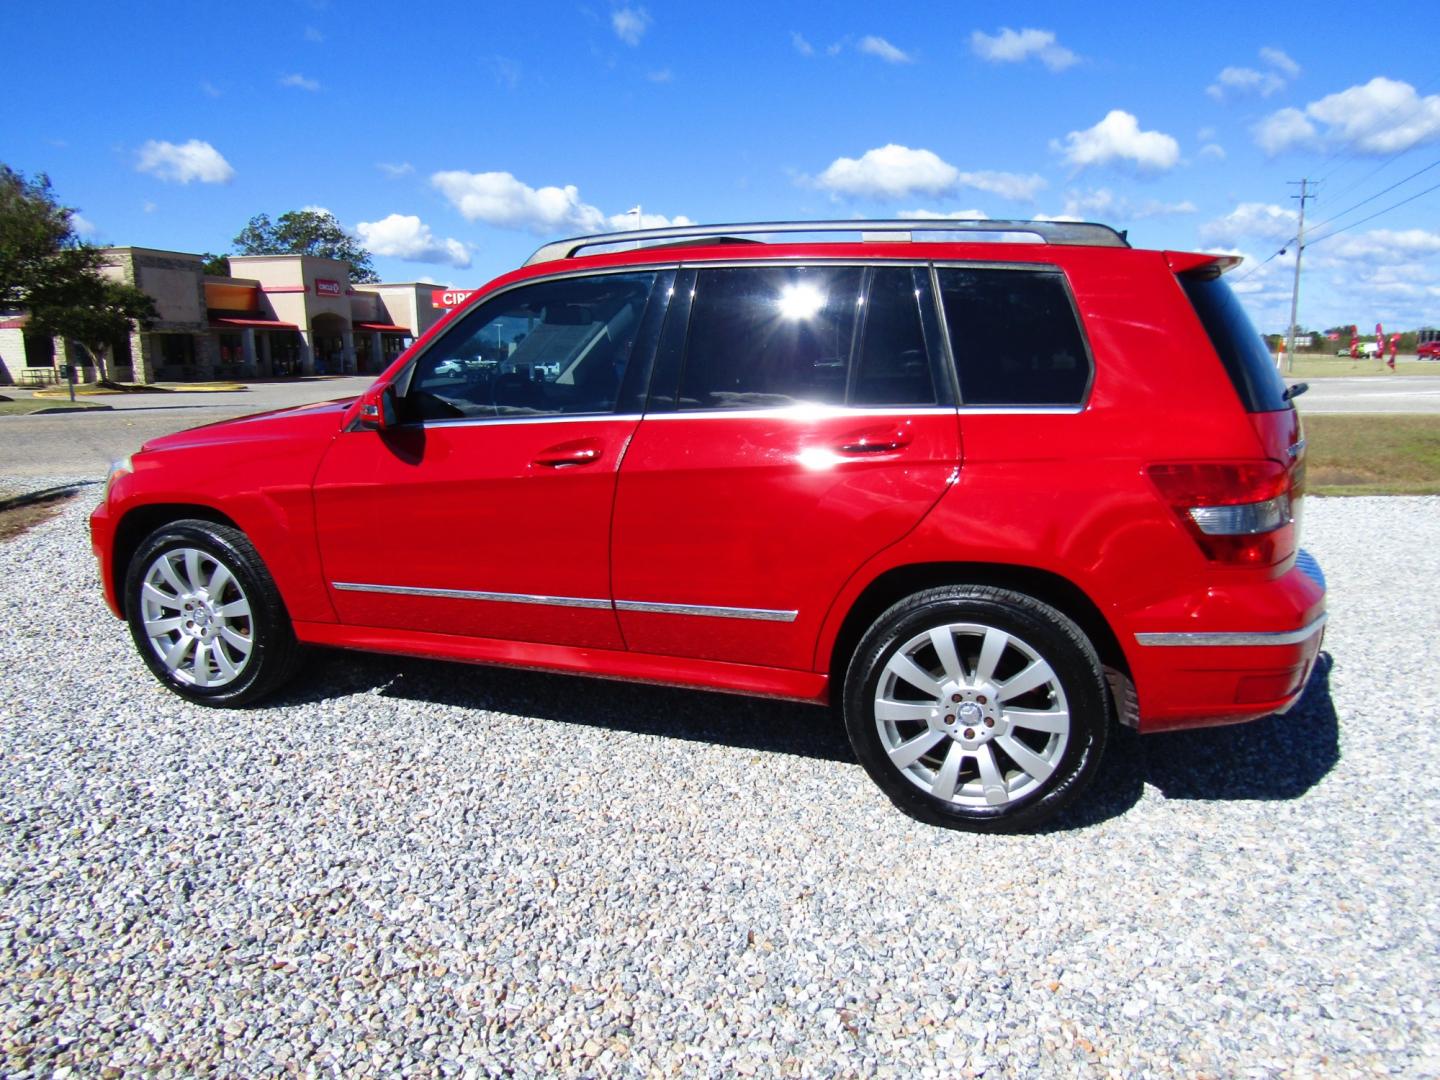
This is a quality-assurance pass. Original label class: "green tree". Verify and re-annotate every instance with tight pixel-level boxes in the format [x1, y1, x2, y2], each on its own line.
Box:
[200, 251, 230, 276]
[0, 164, 156, 382]
[232, 209, 379, 283]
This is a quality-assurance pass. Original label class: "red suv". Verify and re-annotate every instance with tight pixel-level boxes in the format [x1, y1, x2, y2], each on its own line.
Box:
[91, 220, 1326, 831]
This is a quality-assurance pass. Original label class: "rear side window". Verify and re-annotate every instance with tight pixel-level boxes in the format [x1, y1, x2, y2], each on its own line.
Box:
[1180, 273, 1291, 413]
[936, 267, 1091, 406]
[681, 266, 861, 409]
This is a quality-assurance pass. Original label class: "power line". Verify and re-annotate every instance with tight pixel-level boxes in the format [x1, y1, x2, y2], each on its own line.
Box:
[1305, 177, 1440, 248]
[1305, 156, 1440, 235]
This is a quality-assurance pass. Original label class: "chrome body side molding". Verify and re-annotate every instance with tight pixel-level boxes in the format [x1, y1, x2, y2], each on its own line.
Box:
[331, 582, 798, 623]
[1135, 613, 1327, 648]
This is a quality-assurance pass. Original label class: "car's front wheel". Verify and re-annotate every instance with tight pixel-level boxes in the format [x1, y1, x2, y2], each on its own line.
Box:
[124, 520, 299, 706]
[844, 586, 1109, 832]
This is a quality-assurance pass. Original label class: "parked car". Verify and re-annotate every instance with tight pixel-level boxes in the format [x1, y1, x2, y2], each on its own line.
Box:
[1417, 341, 1440, 359]
[91, 219, 1326, 832]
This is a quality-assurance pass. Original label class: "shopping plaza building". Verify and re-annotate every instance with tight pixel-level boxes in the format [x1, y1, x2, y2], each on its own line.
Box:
[0, 247, 450, 385]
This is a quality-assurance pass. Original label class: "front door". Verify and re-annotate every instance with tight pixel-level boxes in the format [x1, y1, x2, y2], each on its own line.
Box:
[313, 269, 670, 650]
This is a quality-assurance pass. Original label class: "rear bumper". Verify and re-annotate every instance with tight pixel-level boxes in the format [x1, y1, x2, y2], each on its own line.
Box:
[1128, 550, 1327, 733]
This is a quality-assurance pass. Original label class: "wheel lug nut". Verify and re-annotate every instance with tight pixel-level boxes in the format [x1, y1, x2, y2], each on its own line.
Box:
[984, 718, 995, 728]
[964, 728, 975, 739]
[944, 715, 954, 724]
[977, 695, 987, 705]
[951, 693, 961, 703]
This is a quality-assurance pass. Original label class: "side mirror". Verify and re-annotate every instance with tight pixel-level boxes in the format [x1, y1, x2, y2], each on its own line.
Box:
[357, 383, 398, 430]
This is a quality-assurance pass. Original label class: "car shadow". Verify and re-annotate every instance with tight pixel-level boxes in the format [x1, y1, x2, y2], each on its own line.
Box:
[275, 649, 855, 763]
[1050, 651, 1340, 830]
[269, 648, 1340, 828]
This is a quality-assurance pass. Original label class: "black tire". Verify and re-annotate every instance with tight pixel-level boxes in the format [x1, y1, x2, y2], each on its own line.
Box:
[844, 586, 1109, 833]
[123, 519, 300, 706]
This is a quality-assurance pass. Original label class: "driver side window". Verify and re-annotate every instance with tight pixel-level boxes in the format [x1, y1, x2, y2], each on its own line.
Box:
[404, 271, 659, 422]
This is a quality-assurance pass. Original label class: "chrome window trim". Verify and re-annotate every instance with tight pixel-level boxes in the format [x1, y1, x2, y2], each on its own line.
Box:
[398, 412, 645, 431]
[614, 600, 798, 622]
[642, 405, 958, 421]
[331, 582, 798, 623]
[1135, 613, 1327, 648]
[331, 582, 612, 611]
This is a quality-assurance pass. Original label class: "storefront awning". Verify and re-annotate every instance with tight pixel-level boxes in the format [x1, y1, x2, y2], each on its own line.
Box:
[209, 317, 300, 330]
[355, 322, 413, 333]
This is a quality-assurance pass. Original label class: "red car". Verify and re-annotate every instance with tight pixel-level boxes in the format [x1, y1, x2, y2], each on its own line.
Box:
[1418, 341, 1440, 359]
[91, 220, 1326, 832]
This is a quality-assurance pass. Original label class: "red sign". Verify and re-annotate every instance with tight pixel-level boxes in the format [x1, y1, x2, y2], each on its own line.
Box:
[432, 288, 477, 309]
[315, 278, 342, 297]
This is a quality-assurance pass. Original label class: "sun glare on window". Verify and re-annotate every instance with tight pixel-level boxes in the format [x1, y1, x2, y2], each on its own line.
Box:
[776, 281, 826, 320]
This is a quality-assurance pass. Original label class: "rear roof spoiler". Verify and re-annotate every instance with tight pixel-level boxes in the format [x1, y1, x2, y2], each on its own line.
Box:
[1167, 251, 1243, 276]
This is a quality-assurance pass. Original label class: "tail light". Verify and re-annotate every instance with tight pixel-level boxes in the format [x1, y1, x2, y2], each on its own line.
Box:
[1147, 461, 1294, 565]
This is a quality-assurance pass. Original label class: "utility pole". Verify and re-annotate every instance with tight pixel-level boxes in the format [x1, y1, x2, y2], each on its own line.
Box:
[1284, 179, 1315, 374]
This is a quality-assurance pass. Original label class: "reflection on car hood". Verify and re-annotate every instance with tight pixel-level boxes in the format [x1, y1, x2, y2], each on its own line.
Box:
[140, 396, 358, 454]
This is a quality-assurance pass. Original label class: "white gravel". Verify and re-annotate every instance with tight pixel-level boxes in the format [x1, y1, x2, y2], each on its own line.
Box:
[2, 480, 1438, 1077]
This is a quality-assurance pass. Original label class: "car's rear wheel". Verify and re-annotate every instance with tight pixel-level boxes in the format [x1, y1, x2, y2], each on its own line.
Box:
[124, 520, 299, 706]
[844, 586, 1108, 832]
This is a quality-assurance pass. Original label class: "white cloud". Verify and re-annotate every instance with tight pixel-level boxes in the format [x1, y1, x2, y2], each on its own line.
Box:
[956, 170, 1046, 201]
[71, 214, 97, 236]
[1254, 107, 1318, 154]
[899, 209, 989, 220]
[607, 210, 696, 230]
[1257, 78, 1440, 155]
[433, 170, 607, 234]
[142, 201, 157, 213]
[1054, 111, 1180, 171]
[646, 68, 673, 83]
[356, 214, 471, 268]
[200, 81, 222, 98]
[136, 139, 235, 184]
[813, 146, 1044, 202]
[1200, 143, 1228, 160]
[612, 6, 651, 46]
[858, 36, 913, 64]
[1320, 228, 1440, 261]
[1050, 188, 1196, 221]
[279, 73, 320, 91]
[970, 27, 1077, 72]
[816, 144, 958, 199]
[792, 32, 814, 57]
[1207, 67, 1285, 101]
[1259, 47, 1300, 78]
[377, 162, 414, 179]
[1200, 202, 1298, 246]
[1208, 47, 1300, 101]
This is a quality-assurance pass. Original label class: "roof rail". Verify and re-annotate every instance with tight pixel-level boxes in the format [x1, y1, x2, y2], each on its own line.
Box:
[524, 218, 1130, 265]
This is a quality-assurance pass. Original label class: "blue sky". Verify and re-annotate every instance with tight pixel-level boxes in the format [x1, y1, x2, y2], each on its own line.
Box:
[4, 1, 1439, 335]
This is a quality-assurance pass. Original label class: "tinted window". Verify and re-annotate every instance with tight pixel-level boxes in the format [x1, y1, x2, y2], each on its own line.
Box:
[406, 272, 657, 420]
[854, 267, 936, 406]
[681, 266, 861, 409]
[937, 268, 1090, 406]
[1180, 272, 1291, 413]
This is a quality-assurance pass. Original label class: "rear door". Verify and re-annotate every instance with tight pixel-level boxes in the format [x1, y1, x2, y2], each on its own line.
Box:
[610, 263, 961, 670]
[313, 269, 670, 649]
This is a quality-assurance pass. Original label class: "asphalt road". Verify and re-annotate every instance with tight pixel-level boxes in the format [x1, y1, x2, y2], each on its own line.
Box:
[1290, 375, 1440, 414]
[2, 371, 1436, 481]
[0, 378, 372, 480]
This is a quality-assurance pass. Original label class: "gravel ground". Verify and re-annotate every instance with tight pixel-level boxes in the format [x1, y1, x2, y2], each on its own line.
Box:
[1, 479, 1437, 1077]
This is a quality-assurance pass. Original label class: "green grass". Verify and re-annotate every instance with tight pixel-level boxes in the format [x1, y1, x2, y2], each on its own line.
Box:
[1304, 414, 1440, 496]
[0, 399, 108, 415]
[1282, 356, 1440, 378]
